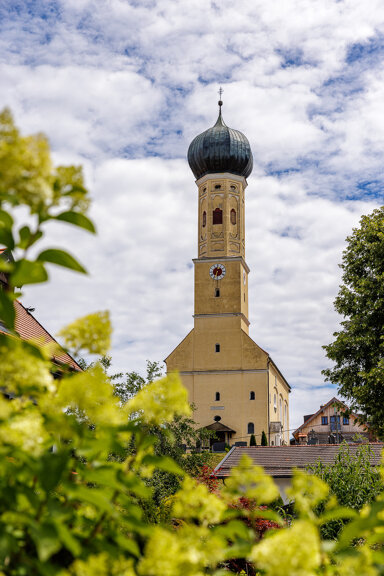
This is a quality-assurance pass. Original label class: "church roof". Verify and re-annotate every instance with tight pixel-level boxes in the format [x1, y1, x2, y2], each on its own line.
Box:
[188, 103, 253, 181]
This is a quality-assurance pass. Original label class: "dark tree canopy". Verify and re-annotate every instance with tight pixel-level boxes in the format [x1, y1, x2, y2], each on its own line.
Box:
[323, 206, 384, 438]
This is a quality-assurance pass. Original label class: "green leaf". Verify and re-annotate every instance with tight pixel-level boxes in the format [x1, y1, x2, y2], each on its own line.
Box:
[17, 226, 42, 250]
[30, 522, 61, 562]
[54, 521, 81, 557]
[12, 259, 48, 286]
[37, 249, 87, 274]
[39, 453, 68, 492]
[55, 211, 96, 233]
[142, 455, 184, 476]
[0, 210, 13, 229]
[0, 290, 15, 329]
[67, 485, 114, 513]
[0, 227, 14, 250]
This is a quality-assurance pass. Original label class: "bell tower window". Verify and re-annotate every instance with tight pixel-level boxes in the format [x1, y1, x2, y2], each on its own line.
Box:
[215, 392, 220, 401]
[213, 208, 222, 225]
[230, 209, 236, 225]
[202, 211, 206, 227]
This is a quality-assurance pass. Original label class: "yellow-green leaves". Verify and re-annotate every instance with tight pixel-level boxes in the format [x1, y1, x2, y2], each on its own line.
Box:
[172, 476, 226, 525]
[56, 363, 124, 428]
[58, 311, 111, 357]
[250, 520, 321, 576]
[0, 334, 54, 397]
[127, 372, 191, 425]
[0, 108, 94, 330]
[222, 454, 279, 504]
[287, 469, 329, 518]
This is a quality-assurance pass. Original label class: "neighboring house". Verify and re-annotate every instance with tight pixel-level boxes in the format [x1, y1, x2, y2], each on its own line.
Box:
[214, 444, 383, 503]
[292, 397, 372, 445]
[12, 299, 81, 373]
[0, 249, 81, 374]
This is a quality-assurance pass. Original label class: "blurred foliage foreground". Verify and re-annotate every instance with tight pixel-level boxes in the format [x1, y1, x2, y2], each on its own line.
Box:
[0, 109, 384, 575]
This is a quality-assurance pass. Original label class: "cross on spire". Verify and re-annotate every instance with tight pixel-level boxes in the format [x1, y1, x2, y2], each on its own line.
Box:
[218, 86, 224, 108]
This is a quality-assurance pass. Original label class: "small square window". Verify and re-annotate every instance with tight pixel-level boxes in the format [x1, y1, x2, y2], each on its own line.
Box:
[215, 343, 220, 353]
[321, 416, 328, 425]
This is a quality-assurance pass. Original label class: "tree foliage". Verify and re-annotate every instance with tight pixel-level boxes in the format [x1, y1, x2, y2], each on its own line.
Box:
[308, 441, 383, 539]
[261, 430, 268, 446]
[323, 207, 384, 438]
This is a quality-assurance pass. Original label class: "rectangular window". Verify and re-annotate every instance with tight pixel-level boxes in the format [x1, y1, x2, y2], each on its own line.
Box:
[321, 416, 328, 425]
[343, 416, 349, 425]
[215, 288, 220, 297]
[215, 343, 220, 353]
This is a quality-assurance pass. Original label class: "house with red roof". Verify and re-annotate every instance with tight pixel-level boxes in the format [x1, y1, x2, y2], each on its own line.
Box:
[0, 249, 81, 374]
[292, 397, 373, 445]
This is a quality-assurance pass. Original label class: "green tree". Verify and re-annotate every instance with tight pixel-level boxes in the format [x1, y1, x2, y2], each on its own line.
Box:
[261, 430, 268, 446]
[308, 442, 383, 539]
[323, 207, 384, 438]
[250, 434, 257, 446]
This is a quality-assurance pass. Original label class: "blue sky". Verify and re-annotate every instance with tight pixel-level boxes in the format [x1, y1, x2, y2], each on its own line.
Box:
[0, 0, 383, 433]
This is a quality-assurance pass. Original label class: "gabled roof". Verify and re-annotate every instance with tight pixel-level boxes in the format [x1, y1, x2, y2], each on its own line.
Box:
[202, 421, 236, 433]
[11, 300, 81, 371]
[292, 397, 362, 439]
[215, 444, 384, 478]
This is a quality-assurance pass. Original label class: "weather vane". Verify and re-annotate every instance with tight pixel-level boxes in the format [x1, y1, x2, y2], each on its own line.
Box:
[218, 86, 224, 107]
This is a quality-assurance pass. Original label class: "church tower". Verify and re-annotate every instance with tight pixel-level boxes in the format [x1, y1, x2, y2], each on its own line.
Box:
[166, 97, 290, 447]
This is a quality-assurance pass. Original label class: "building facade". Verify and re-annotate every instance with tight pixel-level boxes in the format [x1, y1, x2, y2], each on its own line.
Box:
[165, 100, 290, 446]
[292, 397, 371, 444]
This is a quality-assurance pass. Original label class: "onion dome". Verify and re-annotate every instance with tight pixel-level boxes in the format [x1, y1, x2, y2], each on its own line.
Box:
[188, 101, 253, 180]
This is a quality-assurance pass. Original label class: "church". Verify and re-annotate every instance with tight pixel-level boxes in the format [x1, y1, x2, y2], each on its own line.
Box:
[165, 97, 290, 447]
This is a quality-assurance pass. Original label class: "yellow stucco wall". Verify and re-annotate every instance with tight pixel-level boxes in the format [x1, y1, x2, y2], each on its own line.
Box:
[165, 173, 291, 446]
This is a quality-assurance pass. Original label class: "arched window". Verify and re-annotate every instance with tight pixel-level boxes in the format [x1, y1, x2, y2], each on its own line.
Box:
[215, 392, 220, 401]
[250, 391, 255, 400]
[202, 211, 206, 227]
[279, 397, 282, 421]
[230, 209, 236, 225]
[247, 422, 255, 434]
[274, 393, 277, 412]
[213, 208, 223, 225]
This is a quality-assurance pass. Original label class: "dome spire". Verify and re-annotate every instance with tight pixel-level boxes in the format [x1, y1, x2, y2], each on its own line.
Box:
[215, 86, 225, 127]
[187, 89, 253, 180]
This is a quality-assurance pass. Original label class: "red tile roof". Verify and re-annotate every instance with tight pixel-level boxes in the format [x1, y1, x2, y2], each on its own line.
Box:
[13, 300, 81, 371]
[215, 444, 384, 478]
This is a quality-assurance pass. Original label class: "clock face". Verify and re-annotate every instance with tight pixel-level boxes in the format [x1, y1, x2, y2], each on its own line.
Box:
[210, 263, 226, 280]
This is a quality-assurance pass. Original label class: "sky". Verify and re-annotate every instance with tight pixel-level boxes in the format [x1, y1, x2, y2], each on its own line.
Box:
[0, 0, 383, 435]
